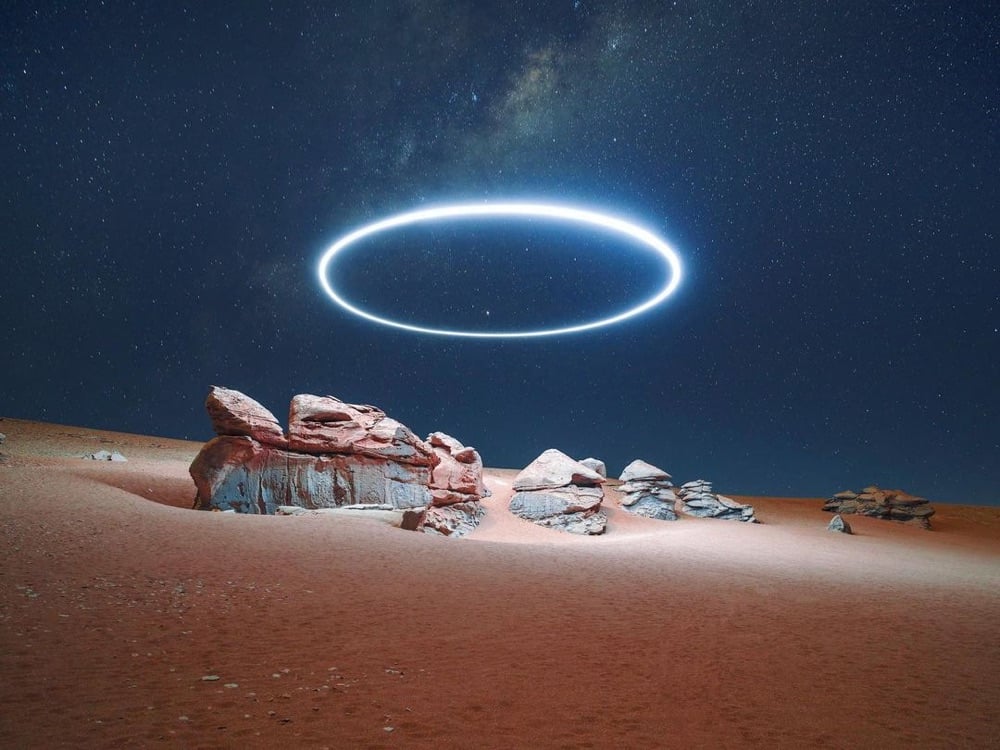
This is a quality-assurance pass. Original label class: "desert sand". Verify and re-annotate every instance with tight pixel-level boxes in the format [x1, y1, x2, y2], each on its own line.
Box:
[1, 416, 998, 749]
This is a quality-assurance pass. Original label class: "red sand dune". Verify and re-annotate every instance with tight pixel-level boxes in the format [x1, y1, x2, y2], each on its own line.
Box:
[1, 417, 998, 749]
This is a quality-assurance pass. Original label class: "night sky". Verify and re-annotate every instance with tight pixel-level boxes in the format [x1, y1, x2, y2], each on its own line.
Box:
[3, 2, 997, 504]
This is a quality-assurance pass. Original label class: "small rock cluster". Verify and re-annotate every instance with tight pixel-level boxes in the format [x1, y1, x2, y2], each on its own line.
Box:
[508, 449, 607, 535]
[617, 459, 678, 520]
[823, 486, 935, 529]
[677, 479, 758, 522]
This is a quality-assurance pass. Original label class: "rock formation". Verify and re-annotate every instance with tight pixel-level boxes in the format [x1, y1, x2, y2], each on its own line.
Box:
[677, 479, 758, 522]
[423, 432, 490, 536]
[189, 387, 487, 536]
[616, 459, 678, 520]
[823, 486, 935, 529]
[508, 449, 607, 534]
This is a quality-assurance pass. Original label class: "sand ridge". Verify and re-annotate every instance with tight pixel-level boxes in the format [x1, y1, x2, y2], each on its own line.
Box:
[1, 417, 998, 748]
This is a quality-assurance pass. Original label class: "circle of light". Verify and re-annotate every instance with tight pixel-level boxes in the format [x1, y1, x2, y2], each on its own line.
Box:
[316, 202, 683, 339]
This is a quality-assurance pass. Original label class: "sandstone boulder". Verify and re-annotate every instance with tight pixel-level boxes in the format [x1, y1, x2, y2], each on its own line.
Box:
[509, 450, 607, 534]
[823, 486, 934, 529]
[205, 386, 287, 447]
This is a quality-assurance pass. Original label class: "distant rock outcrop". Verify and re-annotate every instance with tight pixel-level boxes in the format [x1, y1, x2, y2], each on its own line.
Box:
[616, 459, 678, 521]
[189, 387, 486, 536]
[678, 480, 758, 522]
[823, 486, 935, 529]
[509, 449, 607, 534]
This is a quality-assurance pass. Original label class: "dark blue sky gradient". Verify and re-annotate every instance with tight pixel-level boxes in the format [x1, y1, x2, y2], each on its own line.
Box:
[2, 2, 997, 503]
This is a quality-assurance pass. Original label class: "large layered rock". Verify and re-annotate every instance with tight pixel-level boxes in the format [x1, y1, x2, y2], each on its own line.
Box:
[190, 388, 487, 536]
[616, 459, 678, 521]
[678, 479, 758, 523]
[509, 449, 607, 534]
[823, 486, 935, 529]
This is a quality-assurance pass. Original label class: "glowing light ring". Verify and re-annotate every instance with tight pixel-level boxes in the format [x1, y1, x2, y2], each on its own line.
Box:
[317, 202, 683, 338]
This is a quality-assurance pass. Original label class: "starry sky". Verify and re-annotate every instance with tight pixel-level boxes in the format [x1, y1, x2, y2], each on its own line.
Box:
[2, 2, 997, 504]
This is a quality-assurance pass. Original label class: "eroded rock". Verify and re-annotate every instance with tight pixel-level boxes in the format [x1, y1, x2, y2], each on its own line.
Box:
[509, 450, 607, 534]
[190, 389, 491, 536]
[678, 480, 758, 522]
[616, 459, 678, 521]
